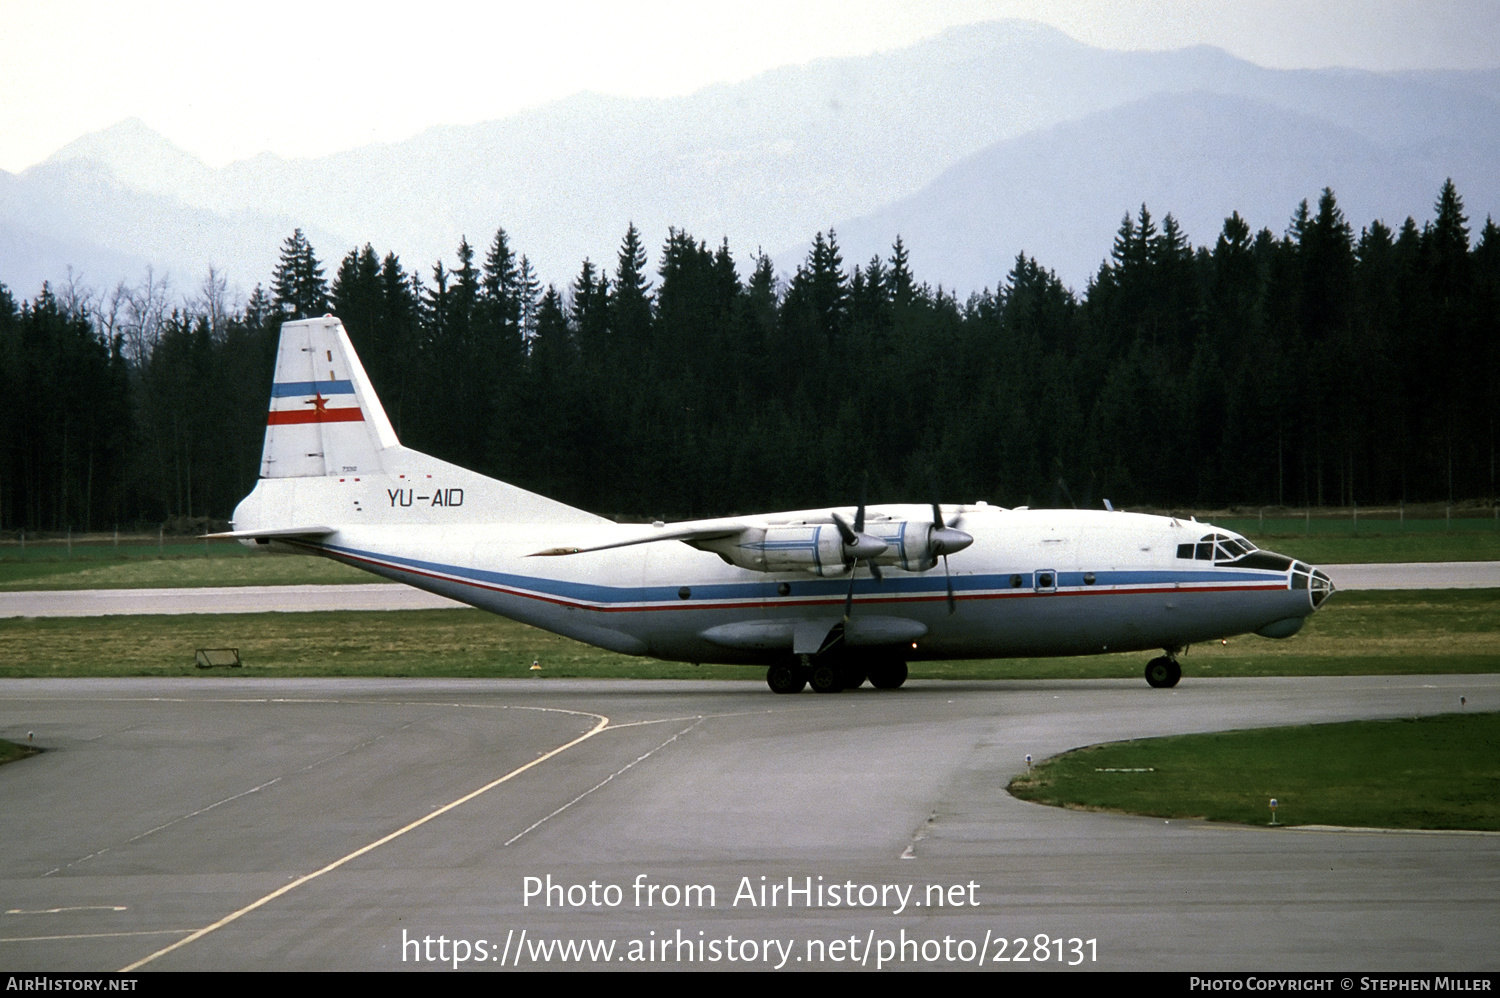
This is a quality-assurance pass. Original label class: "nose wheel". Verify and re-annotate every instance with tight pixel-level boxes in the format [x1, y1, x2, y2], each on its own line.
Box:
[1145, 655, 1181, 688]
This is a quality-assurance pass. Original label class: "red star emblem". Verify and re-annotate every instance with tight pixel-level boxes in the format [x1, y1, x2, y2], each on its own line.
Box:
[305, 392, 329, 413]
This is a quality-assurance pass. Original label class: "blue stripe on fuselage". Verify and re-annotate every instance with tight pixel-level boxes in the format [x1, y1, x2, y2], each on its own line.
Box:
[313, 540, 1285, 608]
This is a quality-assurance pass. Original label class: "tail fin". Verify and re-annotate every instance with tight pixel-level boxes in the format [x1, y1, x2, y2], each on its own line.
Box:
[228, 314, 606, 531]
[261, 316, 399, 478]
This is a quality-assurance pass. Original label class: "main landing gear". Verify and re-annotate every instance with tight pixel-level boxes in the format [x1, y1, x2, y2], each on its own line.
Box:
[766, 661, 807, 694]
[1144, 654, 1182, 688]
[765, 655, 908, 694]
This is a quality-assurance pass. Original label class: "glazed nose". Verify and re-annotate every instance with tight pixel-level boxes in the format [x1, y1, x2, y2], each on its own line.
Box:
[1309, 567, 1333, 609]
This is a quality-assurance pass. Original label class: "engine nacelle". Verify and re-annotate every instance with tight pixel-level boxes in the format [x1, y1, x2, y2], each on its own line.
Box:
[696, 524, 850, 577]
[693, 517, 971, 577]
[864, 520, 940, 572]
[864, 517, 974, 572]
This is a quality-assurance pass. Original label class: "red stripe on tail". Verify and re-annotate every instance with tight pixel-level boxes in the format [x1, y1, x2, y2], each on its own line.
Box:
[267, 408, 366, 425]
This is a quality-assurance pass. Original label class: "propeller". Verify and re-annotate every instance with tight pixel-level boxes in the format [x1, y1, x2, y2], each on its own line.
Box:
[833, 480, 887, 621]
[929, 499, 974, 614]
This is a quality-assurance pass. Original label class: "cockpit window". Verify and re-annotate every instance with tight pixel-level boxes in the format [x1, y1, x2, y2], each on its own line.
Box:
[1176, 533, 1260, 564]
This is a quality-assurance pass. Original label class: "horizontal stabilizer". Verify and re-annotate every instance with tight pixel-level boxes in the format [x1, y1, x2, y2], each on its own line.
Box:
[206, 526, 336, 541]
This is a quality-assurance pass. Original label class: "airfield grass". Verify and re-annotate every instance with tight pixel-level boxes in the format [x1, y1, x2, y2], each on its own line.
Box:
[1007, 711, 1500, 831]
[0, 738, 38, 766]
[1, 589, 1496, 680]
[1219, 513, 1500, 566]
[0, 514, 1497, 591]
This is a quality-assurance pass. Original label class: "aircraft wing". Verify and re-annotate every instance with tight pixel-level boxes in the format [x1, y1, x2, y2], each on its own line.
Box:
[528, 519, 748, 557]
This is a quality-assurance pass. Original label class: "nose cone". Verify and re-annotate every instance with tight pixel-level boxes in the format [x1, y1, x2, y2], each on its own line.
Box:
[930, 526, 973, 557]
[845, 533, 889, 560]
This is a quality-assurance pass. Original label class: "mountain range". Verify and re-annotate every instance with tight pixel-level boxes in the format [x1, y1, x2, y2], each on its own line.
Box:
[2, 19, 1496, 301]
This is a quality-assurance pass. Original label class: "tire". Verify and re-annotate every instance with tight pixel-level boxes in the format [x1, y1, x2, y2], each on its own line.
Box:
[809, 663, 843, 693]
[838, 665, 868, 690]
[1145, 656, 1181, 688]
[868, 660, 908, 689]
[766, 662, 806, 694]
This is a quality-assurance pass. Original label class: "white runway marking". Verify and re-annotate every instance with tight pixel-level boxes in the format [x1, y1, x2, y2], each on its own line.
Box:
[1, 930, 192, 944]
[5, 905, 127, 914]
[41, 720, 422, 877]
[502, 717, 705, 847]
[119, 707, 610, 972]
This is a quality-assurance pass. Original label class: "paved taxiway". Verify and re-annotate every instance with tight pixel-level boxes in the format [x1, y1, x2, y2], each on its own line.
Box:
[1, 675, 1495, 971]
[1, 561, 1496, 618]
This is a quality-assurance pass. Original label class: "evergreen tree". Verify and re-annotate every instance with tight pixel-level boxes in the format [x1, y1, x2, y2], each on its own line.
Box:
[332, 244, 383, 355]
[611, 222, 653, 357]
[516, 255, 541, 348]
[571, 258, 609, 362]
[270, 229, 328, 320]
[888, 236, 916, 307]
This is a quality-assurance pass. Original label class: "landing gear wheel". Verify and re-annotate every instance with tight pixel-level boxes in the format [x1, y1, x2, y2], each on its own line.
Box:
[868, 660, 908, 689]
[838, 665, 867, 690]
[766, 662, 806, 694]
[809, 663, 843, 693]
[1145, 656, 1181, 688]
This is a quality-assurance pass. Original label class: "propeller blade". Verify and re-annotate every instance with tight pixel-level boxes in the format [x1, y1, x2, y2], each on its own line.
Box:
[928, 490, 968, 608]
[839, 477, 886, 620]
[831, 512, 856, 547]
[944, 554, 956, 614]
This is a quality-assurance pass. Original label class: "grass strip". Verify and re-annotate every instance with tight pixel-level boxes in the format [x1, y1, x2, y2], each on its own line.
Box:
[1238, 530, 1500, 566]
[0, 590, 1495, 680]
[0, 738, 39, 766]
[1008, 711, 1500, 831]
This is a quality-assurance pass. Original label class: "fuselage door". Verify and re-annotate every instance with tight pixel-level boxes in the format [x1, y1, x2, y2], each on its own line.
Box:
[1034, 569, 1058, 593]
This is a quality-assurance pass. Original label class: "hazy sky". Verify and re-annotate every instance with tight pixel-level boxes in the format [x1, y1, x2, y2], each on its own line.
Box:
[2, 0, 1497, 173]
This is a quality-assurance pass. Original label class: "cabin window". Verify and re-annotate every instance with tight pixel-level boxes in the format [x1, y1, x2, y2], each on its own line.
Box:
[678, 586, 691, 600]
[1083, 572, 1096, 585]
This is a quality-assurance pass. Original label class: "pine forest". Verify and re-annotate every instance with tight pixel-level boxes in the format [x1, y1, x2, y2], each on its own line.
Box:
[1, 181, 1496, 532]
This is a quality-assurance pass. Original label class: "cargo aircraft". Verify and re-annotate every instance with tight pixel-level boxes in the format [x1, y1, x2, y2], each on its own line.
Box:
[215, 316, 1333, 693]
